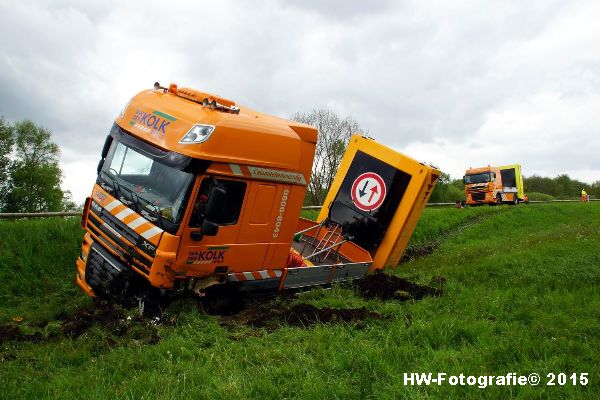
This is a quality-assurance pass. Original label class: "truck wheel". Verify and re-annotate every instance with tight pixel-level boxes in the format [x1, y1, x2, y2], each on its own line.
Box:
[200, 283, 243, 315]
[496, 194, 502, 206]
[512, 195, 518, 205]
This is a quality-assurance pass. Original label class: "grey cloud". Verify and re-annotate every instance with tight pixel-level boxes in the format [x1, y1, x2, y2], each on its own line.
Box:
[0, 0, 598, 202]
[279, 0, 395, 20]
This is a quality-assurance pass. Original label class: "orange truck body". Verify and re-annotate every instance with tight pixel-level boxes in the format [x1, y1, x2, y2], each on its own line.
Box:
[76, 83, 439, 301]
[464, 164, 525, 206]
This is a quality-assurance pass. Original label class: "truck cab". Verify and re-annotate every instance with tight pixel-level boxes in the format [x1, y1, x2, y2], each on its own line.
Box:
[77, 83, 318, 300]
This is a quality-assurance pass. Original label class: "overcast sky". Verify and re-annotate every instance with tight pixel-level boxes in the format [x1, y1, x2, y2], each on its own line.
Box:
[1, 0, 599, 202]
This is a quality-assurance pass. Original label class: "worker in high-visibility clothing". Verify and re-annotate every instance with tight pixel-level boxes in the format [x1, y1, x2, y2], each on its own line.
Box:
[582, 188, 588, 203]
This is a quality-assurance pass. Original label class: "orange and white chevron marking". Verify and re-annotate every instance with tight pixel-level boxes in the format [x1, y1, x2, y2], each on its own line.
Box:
[227, 269, 283, 282]
[93, 188, 164, 245]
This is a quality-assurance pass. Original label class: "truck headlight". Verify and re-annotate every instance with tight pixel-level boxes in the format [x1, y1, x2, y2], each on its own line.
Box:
[179, 124, 215, 144]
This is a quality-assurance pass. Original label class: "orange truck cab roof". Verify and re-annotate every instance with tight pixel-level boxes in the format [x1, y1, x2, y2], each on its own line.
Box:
[115, 84, 317, 180]
[465, 166, 495, 174]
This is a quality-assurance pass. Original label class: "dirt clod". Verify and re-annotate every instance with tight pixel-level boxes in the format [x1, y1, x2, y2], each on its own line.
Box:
[220, 300, 383, 330]
[285, 304, 381, 327]
[356, 272, 442, 301]
[430, 275, 447, 285]
[0, 325, 41, 343]
[401, 243, 438, 262]
[1, 300, 166, 345]
[60, 302, 126, 339]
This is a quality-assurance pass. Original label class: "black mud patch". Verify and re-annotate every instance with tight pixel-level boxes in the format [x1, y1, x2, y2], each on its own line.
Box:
[60, 303, 124, 339]
[400, 243, 438, 263]
[220, 301, 383, 331]
[0, 324, 42, 343]
[212, 274, 440, 331]
[356, 272, 442, 301]
[1, 300, 172, 345]
[59, 301, 169, 344]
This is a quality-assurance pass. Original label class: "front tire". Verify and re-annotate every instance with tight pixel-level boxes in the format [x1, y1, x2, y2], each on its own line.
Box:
[496, 193, 503, 206]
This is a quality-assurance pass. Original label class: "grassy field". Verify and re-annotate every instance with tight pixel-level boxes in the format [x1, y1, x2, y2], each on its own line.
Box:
[1, 203, 599, 399]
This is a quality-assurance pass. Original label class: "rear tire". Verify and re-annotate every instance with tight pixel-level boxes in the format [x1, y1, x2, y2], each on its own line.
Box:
[200, 283, 243, 316]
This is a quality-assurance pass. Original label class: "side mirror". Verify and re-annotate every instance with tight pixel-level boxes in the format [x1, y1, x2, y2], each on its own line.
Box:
[101, 135, 113, 159]
[97, 159, 104, 175]
[190, 221, 218, 241]
[191, 184, 226, 240]
[204, 185, 226, 221]
[201, 220, 219, 236]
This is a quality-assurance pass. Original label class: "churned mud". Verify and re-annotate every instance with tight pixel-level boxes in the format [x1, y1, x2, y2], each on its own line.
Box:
[208, 273, 442, 331]
[1, 274, 443, 344]
[220, 301, 383, 330]
[355, 272, 442, 301]
[400, 243, 438, 263]
[0, 300, 170, 345]
[0, 324, 42, 343]
[60, 303, 124, 339]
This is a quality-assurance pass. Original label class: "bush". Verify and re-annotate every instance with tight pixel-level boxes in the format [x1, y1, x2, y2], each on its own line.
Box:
[429, 183, 465, 203]
[526, 192, 555, 201]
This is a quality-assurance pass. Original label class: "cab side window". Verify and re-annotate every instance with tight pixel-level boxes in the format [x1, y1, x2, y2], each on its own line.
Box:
[189, 178, 247, 227]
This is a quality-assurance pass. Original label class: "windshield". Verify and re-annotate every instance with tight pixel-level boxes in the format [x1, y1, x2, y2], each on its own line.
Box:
[464, 173, 492, 184]
[98, 124, 208, 232]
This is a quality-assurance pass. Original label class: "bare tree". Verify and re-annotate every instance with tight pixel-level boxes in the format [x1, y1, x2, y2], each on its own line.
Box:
[0, 116, 14, 209]
[292, 109, 365, 206]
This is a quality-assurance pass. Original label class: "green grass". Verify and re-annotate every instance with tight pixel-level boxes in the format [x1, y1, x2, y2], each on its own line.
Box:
[0, 218, 91, 324]
[1, 204, 599, 399]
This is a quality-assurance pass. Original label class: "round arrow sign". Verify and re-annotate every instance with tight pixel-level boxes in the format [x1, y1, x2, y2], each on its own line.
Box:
[350, 172, 387, 212]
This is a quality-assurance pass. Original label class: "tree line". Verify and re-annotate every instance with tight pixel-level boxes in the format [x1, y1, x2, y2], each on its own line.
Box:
[293, 110, 598, 204]
[428, 173, 600, 203]
[524, 174, 599, 200]
[0, 117, 76, 213]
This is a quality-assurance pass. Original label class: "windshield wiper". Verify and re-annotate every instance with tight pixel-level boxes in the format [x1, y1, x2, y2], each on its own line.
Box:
[99, 170, 165, 229]
[101, 171, 142, 216]
[143, 202, 165, 229]
[98, 170, 119, 196]
[114, 180, 139, 208]
[115, 181, 164, 229]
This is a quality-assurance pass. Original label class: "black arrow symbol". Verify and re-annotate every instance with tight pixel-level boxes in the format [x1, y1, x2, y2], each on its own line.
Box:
[359, 180, 370, 197]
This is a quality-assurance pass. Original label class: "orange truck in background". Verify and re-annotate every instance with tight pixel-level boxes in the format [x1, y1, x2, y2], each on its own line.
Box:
[76, 82, 440, 304]
[463, 164, 526, 206]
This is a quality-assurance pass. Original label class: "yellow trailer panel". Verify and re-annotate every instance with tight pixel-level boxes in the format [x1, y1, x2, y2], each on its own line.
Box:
[317, 135, 440, 270]
[497, 164, 524, 200]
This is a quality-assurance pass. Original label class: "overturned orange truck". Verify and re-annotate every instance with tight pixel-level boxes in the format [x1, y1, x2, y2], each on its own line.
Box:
[76, 82, 440, 302]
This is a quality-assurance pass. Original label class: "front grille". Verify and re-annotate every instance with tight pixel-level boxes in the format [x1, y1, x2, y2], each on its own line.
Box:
[85, 244, 126, 299]
[470, 192, 485, 201]
[87, 216, 152, 271]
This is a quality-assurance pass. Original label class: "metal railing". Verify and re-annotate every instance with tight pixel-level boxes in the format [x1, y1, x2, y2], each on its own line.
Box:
[0, 211, 82, 219]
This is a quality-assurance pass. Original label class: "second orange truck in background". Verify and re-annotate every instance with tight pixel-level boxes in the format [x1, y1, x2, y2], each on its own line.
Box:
[464, 164, 526, 206]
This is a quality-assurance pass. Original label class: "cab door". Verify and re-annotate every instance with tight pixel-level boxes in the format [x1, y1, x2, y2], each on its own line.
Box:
[178, 176, 269, 276]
